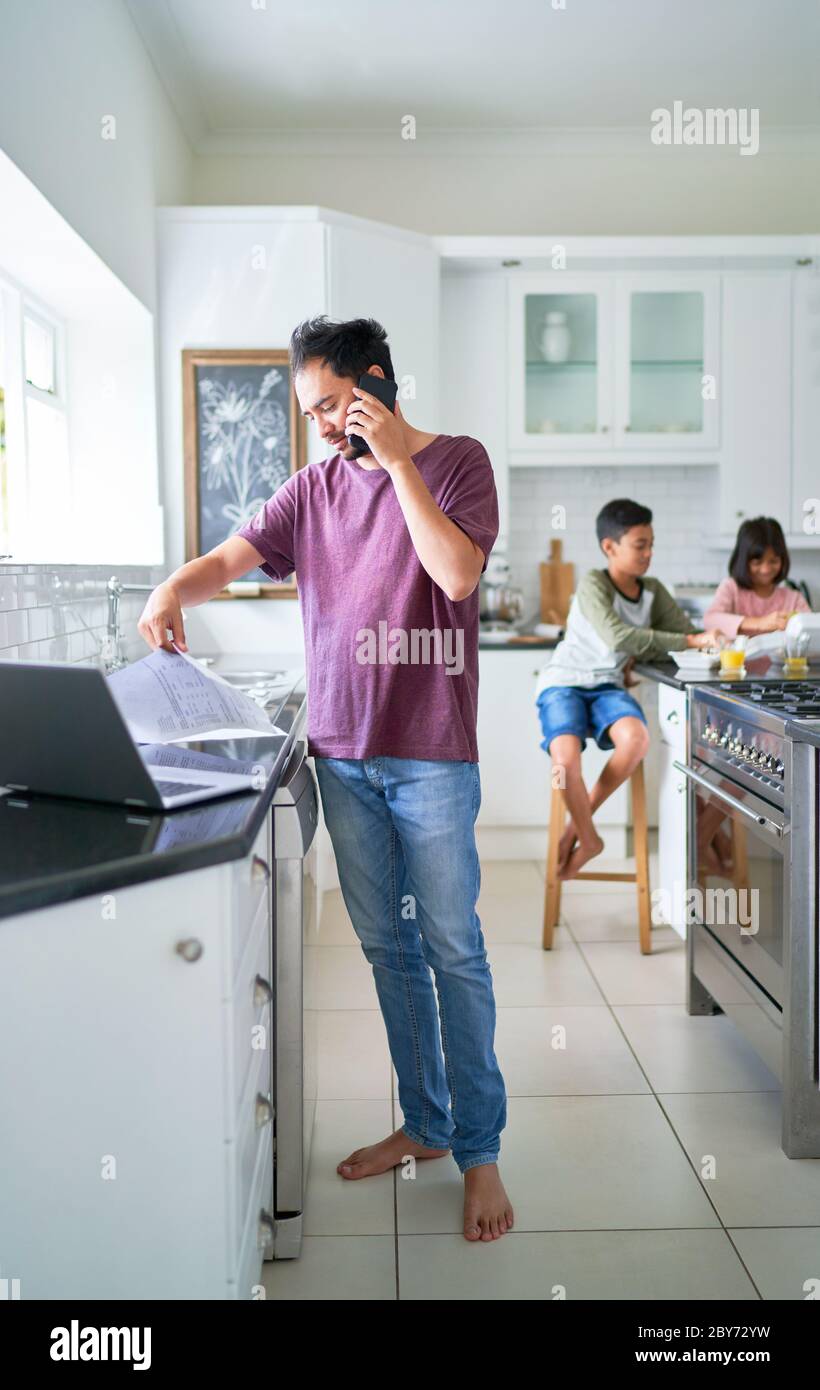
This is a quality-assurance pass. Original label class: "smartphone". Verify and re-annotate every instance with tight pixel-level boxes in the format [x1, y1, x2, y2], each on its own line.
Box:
[347, 373, 399, 456]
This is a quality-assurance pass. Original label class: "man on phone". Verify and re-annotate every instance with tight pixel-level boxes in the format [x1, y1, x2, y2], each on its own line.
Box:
[138, 316, 512, 1242]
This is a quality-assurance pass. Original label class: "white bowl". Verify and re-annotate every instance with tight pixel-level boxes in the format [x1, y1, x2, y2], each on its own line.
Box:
[668, 649, 721, 670]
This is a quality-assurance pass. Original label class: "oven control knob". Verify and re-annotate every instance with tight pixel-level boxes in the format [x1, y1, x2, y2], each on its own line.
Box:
[774, 760, 785, 778]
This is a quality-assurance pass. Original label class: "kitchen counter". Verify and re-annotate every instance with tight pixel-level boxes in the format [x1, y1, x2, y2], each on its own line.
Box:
[479, 621, 559, 652]
[788, 719, 820, 748]
[632, 655, 814, 690]
[0, 664, 305, 921]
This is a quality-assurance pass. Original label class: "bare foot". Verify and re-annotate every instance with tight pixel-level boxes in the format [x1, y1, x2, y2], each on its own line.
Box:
[556, 820, 578, 874]
[463, 1163, 514, 1241]
[698, 841, 726, 877]
[712, 828, 734, 874]
[337, 1127, 450, 1180]
[559, 832, 604, 881]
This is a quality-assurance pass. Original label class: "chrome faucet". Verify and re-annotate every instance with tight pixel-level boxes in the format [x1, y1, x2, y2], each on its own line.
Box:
[103, 575, 155, 673]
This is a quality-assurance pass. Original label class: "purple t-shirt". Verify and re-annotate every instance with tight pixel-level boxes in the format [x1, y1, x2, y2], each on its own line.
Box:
[236, 434, 499, 762]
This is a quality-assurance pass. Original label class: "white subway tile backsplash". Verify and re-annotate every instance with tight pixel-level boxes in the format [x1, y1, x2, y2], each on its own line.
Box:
[6, 609, 28, 647]
[0, 564, 164, 666]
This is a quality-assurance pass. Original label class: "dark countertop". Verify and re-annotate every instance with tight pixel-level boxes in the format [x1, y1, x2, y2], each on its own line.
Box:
[633, 656, 811, 691]
[0, 659, 306, 921]
[479, 619, 560, 652]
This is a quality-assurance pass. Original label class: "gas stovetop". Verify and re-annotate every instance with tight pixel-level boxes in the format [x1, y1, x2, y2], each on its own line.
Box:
[712, 679, 820, 720]
[690, 681, 820, 805]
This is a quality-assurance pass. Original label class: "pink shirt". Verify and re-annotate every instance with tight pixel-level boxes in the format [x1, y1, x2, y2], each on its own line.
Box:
[703, 576, 811, 639]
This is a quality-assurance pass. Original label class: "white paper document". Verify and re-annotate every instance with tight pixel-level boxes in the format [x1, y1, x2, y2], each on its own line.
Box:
[106, 649, 285, 744]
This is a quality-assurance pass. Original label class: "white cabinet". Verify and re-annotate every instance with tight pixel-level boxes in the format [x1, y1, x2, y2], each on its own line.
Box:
[614, 275, 720, 449]
[507, 271, 720, 461]
[719, 272, 792, 535]
[508, 275, 615, 452]
[326, 220, 440, 434]
[0, 816, 275, 1300]
[441, 271, 509, 549]
[790, 267, 820, 538]
[655, 682, 688, 937]
[477, 649, 627, 857]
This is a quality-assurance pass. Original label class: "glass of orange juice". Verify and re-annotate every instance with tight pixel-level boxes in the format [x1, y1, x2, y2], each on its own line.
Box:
[719, 647, 746, 674]
[783, 629, 810, 675]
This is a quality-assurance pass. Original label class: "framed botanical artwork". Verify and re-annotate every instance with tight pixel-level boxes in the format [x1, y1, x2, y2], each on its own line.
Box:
[182, 348, 306, 598]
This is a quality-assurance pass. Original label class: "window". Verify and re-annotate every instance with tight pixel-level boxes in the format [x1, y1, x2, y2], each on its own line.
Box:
[24, 312, 57, 394]
[0, 278, 70, 559]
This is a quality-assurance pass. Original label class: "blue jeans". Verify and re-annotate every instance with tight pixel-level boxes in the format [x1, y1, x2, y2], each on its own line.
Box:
[313, 756, 507, 1173]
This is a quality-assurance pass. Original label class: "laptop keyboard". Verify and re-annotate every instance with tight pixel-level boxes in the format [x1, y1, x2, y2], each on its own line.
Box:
[155, 779, 212, 797]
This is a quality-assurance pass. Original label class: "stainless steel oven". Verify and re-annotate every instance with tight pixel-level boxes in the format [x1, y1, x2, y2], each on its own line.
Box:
[681, 755, 786, 1007]
[677, 682, 820, 1157]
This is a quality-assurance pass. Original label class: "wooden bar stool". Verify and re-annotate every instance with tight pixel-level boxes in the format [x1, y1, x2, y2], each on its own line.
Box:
[542, 761, 652, 954]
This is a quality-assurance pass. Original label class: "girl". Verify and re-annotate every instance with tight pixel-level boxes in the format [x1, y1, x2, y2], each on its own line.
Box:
[703, 516, 811, 640]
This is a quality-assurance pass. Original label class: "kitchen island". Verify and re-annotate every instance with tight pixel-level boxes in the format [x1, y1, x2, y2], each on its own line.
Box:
[0, 666, 317, 1298]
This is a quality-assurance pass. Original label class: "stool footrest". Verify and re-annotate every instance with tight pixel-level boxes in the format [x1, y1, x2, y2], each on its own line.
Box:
[573, 871, 636, 882]
[542, 762, 652, 953]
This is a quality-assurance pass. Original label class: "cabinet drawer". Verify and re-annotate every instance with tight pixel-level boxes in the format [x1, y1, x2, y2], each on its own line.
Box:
[658, 683, 687, 753]
[231, 1126, 274, 1297]
[232, 1041, 273, 1253]
[230, 903, 272, 1118]
[231, 816, 271, 980]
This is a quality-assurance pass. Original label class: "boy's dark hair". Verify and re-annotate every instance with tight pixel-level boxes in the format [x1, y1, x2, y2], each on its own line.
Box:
[728, 516, 790, 589]
[289, 316, 395, 382]
[595, 498, 653, 546]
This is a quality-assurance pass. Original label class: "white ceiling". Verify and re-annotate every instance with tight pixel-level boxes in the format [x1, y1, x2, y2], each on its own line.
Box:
[126, 0, 820, 151]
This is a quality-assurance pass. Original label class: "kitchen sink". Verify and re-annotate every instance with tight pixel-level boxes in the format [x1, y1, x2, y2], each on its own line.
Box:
[216, 668, 298, 710]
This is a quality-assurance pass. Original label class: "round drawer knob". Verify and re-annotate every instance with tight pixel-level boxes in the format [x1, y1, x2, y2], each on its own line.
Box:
[254, 975, 273, 1007]
[255, 1093, 274, 1129]
[258, 1210, 275, 1251]
[175, 938, 203, 962]
[252, 855, 271, 883]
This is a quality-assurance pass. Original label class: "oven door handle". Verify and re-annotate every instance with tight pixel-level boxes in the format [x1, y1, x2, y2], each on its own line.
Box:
[672, 761, 786, 840]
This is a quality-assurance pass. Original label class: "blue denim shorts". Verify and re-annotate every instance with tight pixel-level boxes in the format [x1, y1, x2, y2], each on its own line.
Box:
[536, 683, 647, 753]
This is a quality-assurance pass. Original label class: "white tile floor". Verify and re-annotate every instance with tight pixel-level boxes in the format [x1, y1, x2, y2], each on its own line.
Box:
[263, 856, 820, 1301]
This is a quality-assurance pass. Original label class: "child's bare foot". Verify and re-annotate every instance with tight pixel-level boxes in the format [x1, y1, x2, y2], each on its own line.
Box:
[712, 828, 734, 874]
[463, 1163, 514, 1241]
[337, 1127, 450, 1179]
[560, 832, 605, 880]
[556, 820, 578, 873]
[698, 841, 726, 877]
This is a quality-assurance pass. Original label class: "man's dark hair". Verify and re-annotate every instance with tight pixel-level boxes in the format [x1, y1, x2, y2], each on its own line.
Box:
[595, 498, 653, 546]
[289, 315, 395, 382]
[728, 516, 789, 590]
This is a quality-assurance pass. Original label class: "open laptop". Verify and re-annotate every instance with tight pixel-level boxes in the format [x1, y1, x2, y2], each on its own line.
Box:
[0, 661, 263, 810]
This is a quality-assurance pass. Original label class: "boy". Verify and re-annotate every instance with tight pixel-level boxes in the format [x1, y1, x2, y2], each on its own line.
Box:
[138, 317, 512, 1243]
[535, 499, 721, 880]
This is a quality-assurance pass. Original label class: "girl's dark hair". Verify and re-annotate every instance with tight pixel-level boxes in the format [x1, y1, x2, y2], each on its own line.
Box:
[728, 517, 790, 589]
[289, 316, 395, 382]
[595, 498, 653, 545]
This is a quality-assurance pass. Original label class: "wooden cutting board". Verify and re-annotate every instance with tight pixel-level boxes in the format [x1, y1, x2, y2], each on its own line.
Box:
[539, 539, 575, 624]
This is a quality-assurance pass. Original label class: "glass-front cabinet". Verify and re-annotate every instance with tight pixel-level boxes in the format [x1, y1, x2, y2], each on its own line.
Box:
[508, 277, 614, 451]
[615, 275, 720, 448]
[508, 273, 720, 455]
